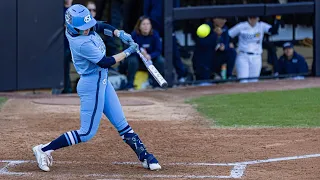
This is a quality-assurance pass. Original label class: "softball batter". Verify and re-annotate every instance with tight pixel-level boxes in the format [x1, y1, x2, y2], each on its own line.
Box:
[32, 4, 161, 172]
[228, 16, 280, 83]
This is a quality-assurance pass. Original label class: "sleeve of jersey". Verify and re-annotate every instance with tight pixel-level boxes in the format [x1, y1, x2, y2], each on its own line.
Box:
[97, 56, 116, 68]
[80, 41, 105, 64]
[95, 21, 116, 36]
[228, 23, 241, 38]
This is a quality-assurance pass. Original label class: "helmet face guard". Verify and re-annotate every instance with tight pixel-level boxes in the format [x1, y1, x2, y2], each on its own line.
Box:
[65, 4, 97, 35]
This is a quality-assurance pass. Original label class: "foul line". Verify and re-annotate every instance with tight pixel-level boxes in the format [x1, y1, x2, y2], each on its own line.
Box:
[233, 153, 320, 165]
[86, 174, 233, 179]
[113, 153, 320, 166]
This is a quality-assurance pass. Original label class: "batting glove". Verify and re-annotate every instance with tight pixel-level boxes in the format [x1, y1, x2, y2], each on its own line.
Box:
[117, 30, 134, 45]
[124, 43, 138, 57]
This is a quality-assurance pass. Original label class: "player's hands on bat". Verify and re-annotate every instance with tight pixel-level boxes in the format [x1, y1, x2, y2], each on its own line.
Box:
[123, 42, 138, 57]
[116, 30, 134, 45]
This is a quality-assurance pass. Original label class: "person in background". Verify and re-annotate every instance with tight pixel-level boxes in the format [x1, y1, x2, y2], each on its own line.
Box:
[228, 16, 280, 83]
[212, 17, 237, 79]
[192, 21, 217, 82]
[278, 42, 308, 79]
[119, 16, 164, 90]
[144, 0, 189, 83]
[86, 1, 96, 18]
[106, 0, 143, 56]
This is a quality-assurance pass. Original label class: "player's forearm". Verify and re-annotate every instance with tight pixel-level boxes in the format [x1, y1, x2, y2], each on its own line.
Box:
[96, 52, 127, 69]
[112, 52, 127, 63]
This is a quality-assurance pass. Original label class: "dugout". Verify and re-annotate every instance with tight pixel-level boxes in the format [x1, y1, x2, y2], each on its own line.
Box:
[0, 0, 64, 91]
[164, 0, 319, 86]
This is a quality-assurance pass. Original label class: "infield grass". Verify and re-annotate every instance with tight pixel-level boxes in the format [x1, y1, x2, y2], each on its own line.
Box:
[188, 88, 320, 127]
[0, 97, 7, 109]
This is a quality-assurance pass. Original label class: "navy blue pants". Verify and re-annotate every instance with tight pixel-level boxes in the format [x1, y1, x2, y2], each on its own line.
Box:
[76, 69, 129, 142]
[213, 48, 237, 78]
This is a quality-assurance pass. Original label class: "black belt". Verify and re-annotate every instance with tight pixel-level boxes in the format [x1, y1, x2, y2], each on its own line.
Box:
[240, 51, 259, 55]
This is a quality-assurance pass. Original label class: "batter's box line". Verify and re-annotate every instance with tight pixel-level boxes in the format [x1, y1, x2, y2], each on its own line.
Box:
[1, 153, 320, 179]
[112, 153, 320, 179]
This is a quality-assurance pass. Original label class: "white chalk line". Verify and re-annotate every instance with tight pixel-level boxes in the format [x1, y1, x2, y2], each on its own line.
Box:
[113, 161, 238, 166]
[230, 165, 247, 178]
[0, 160, 31, 175]
[113, 153, 320, 166]
[86, 174, 233, 179]
[1, 153, 320, 179]
[233, 153, 320, 165]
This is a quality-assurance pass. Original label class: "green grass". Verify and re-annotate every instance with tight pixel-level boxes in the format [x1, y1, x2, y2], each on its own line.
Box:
[188, 88, 320, 127]
[0, 97, 7, 109]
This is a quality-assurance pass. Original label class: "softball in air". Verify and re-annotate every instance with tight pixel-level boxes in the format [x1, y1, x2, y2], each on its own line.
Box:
[196, 24, 211, 38]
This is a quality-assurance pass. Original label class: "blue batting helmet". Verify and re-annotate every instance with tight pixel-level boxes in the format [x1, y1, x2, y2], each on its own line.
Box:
[65, 4, 96, 35]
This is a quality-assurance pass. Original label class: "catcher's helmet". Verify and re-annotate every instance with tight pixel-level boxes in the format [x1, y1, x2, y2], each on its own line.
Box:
[65, 4, 96, 35]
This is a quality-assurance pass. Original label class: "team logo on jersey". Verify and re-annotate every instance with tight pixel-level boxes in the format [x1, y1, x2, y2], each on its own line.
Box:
[292, 59, 298, 63]
[255, 33, 261, 38]
[84, 15, 91, 23]
[102, 78, 107, 85]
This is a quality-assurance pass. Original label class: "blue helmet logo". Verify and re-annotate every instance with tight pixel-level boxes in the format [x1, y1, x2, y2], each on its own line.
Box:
[65, 4, 97, 35]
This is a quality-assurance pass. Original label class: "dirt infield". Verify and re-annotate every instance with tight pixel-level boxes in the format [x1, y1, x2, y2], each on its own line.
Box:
[1, 78, 320, 180]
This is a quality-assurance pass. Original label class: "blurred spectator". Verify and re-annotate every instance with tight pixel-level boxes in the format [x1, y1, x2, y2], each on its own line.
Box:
[105, 0, 143, 56]
[192, 21, 217, 81]
[86, 1, 96, 18]
[278, 42, 308, 78]
[212, 18, 237, 79]
[144, 0, 189, 83]
[119, 16, 164, 90]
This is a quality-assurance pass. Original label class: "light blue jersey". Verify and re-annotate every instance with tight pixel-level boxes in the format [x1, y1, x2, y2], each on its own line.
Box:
[33, 5, 160, 173]
[66, 30, 107, 75]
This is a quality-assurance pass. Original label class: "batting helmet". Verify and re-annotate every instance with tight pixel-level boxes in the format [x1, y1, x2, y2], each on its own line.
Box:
[65, 4, 97, 35]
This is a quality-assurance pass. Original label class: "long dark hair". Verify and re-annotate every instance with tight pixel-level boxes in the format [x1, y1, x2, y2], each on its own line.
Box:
[134, 16, 153, 36]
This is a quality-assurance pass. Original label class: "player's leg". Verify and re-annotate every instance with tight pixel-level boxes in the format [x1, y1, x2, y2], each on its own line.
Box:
[102, 80, 161, 170]
[236, 53, 250, 83]
[248, 55, 262, 82]
[32, 71, 107, 172]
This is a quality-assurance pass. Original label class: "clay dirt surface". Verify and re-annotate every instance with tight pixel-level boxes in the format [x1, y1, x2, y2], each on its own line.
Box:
[1, 78, 320, 180]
